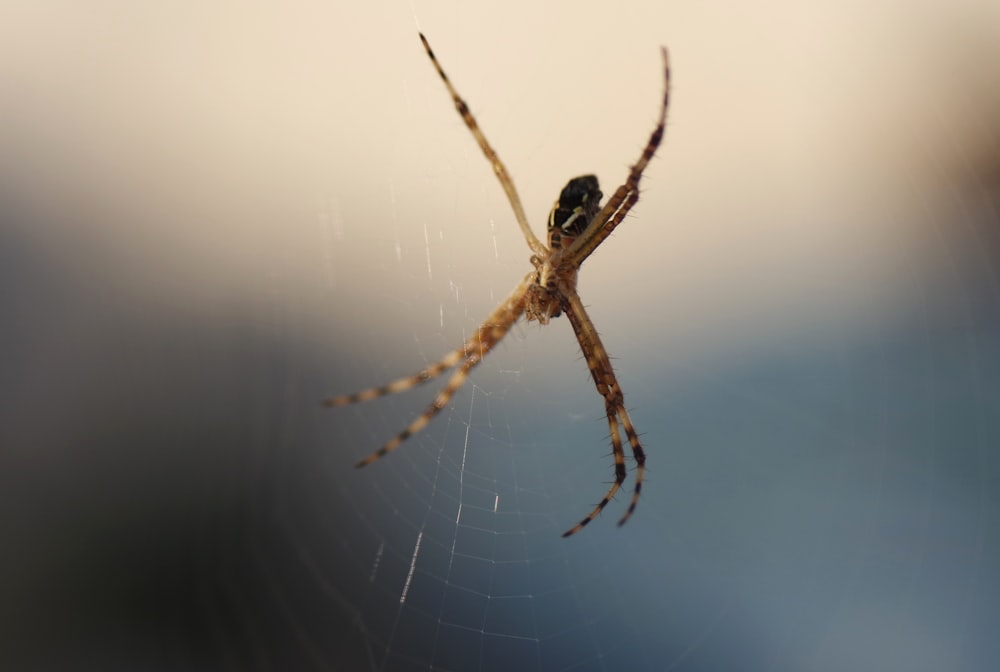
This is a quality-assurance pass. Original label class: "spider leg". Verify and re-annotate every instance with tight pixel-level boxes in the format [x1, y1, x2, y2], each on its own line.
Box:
[558, 288, 646, 537]
[560, 399, 629, 538]
[566, 47, 670, 266]
[324, 273, 537, 408]
[419, 33, 547, 257]
[350, 274, 532, 468]
[322, 349, 466, 407]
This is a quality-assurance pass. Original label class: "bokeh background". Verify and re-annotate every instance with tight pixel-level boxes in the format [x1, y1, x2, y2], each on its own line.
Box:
[3, 1, 999, 670]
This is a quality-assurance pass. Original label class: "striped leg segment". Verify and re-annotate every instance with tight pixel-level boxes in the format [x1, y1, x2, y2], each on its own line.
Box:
[419, 33, 546, 257]
[343, 274, 533, 468]
[322, 349, 465, 407]
[567, 47, 670, 266]
[559, 289, 646, 537]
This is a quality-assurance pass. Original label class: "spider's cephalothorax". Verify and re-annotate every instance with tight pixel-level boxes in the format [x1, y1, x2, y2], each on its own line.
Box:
[326, 33, 670, 537]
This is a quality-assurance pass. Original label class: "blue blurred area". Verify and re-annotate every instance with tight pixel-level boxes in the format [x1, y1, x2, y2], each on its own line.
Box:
[2, 194, 998, 670]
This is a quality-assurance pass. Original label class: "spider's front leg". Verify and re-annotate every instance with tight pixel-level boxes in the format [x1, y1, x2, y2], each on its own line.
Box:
[565, 47, 670, 267]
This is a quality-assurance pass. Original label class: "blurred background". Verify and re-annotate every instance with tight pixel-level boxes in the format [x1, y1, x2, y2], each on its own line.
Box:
[2, 1, 999, 670]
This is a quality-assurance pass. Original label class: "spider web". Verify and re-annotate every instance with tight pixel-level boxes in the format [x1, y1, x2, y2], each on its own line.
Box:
[3, 4, 1000, 672]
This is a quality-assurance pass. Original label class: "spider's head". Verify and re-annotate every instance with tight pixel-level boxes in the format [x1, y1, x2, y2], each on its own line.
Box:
[548, 175, 603, 243]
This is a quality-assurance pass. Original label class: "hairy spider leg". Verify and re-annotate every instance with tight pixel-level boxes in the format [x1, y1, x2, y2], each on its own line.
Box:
[331, 274, 533, 467]
[558, 289, 646, 537]
[419, 33, 546, 257]
[566, 47, 670, 266]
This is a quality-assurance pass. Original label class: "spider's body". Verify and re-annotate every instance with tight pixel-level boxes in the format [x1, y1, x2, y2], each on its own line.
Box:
[327, 34, 670, 536]
[528, 175, 602, 322]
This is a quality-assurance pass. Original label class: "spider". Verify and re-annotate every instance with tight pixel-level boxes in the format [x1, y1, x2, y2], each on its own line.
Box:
[326, 33, 670, 537]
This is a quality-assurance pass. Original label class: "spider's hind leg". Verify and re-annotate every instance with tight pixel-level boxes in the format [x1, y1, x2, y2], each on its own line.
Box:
[322, 349, 466, 407]
[611, 405, 646, 527]
[559, 288, 647, 537]
[353, 358, 477, 468]
[339, 274, 532, 468]
[561, 404, 629, 537]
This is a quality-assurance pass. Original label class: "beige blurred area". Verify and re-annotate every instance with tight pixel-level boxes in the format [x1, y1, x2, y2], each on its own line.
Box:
[3, 1, 998, 367]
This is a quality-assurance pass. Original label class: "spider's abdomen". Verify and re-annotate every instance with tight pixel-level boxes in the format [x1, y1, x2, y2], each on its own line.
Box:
[528, 175, 602, 324]
[547, 175, 603, 250]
